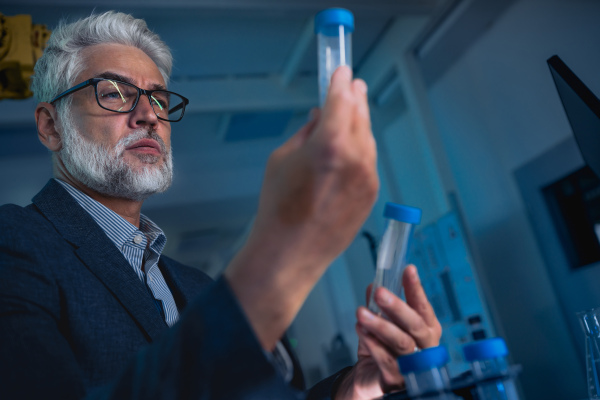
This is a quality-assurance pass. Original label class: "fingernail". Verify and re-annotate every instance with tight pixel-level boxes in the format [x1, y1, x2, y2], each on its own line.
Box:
[337, 65, 352, 80]
[411, 265, 420, 283]
[376, 288, 392, 305]
[355, 79, 368, 94]
[360, 308, 374, 320]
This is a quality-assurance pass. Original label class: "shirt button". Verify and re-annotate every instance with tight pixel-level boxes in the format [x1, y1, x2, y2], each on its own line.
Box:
[149, 276, 154, 282]
[133, 235, 143, 244]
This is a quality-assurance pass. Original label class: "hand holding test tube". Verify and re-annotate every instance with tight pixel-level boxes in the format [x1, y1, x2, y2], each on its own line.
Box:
[368, 202, 422, 315]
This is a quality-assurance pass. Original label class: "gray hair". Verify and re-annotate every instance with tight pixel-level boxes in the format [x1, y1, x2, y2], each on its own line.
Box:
[30, 11, 172, 106]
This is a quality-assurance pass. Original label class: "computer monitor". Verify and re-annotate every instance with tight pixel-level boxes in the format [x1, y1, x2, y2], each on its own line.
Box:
[545, 55, 600, 269]
[547, 55, 600, 177]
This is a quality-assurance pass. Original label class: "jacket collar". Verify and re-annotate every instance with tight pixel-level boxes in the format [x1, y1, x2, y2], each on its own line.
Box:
[32, 179, 170, 341]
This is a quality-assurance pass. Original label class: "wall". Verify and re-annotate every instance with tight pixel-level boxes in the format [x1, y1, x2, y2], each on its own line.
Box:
[425, 0, 600, 398]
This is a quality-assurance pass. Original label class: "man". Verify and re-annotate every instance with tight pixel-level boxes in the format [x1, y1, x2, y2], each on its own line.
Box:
[0, 11, 441, 400]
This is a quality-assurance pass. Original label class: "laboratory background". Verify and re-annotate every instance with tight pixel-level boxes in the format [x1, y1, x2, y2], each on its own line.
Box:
[1, 0, 599, 398]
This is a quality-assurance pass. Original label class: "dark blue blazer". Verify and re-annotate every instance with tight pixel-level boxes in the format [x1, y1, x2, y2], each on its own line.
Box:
[0, 180, 342, 400]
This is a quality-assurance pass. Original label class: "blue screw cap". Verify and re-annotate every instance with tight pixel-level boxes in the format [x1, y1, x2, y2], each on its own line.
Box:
[463, 338, 508, 361]
[315, 8, 355, 35]
[397, 346, 449, 374]
[383, 202, 422, 224]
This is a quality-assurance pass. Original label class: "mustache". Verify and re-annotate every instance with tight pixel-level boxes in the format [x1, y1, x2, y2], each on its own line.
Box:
[116, 129, 168, 155]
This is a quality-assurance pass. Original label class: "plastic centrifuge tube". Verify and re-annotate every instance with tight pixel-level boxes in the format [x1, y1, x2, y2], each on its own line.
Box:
[315, 8, 354, 107]
[368, 202, 422, 315]
[398, 346, 455, 399]
[463, 337, 520, 400]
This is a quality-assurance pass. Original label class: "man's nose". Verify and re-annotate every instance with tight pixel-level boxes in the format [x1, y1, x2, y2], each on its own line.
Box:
[129, 93, 159, 128]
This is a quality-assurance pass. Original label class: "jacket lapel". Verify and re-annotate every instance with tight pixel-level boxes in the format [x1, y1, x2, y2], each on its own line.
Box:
[158, 257, 191, 311]
[32, 179, 167, 341]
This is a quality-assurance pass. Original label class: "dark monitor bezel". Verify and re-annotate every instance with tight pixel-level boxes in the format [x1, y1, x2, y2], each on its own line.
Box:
[547, 54, 600, 121]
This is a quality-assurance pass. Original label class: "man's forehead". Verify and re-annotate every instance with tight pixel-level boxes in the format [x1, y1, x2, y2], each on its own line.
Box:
[79, 43, 166, 89]
[94, 71, 167, 91]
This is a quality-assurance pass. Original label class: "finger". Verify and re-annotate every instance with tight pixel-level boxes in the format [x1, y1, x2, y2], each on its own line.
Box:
[317, 66, 354, 139]
[309, 107, 321, 121]
[329, 65, 353, 90]
[356, 324, 404, 391]
[403, 265, 439, 328]
[357, 307, 417, 356]
[350, 78, 376, 167]
[356, 325, 369, 358]
[373, 286, 437, 349]
[365, 283, 373, 305]
[277, 110, 321, 155]
[298, 108, 321, 143]
[350, 78, 371, 136]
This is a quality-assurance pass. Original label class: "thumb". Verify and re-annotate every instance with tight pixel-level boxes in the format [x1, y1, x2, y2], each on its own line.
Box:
[280, 108, 321, 154]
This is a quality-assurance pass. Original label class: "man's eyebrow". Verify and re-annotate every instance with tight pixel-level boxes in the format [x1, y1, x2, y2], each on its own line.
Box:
[148, 82, 167, 91]
[95, 72, 167, 91]
[96, 72, 134, 84]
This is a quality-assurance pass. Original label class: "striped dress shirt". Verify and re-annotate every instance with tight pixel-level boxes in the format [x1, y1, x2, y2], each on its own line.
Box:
[57, 179, 295, 382]
[57, 179, 179, 327]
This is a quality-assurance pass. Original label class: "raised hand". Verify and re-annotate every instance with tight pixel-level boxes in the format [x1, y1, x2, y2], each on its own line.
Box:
[225, 66, 379, 351]
[335, 265, 442, 399]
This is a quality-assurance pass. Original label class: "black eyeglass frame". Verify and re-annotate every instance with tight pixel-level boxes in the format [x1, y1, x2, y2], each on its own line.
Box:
[50, 78, 190, 122]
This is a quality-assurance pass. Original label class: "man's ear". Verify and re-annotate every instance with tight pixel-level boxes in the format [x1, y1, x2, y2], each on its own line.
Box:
[35, 102, 63, 152]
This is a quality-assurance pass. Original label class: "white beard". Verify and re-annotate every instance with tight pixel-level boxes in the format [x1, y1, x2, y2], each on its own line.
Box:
[57, 109, 173, 201]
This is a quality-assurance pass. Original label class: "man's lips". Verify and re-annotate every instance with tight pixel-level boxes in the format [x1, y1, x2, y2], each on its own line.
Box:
[125, 139, 162, 155]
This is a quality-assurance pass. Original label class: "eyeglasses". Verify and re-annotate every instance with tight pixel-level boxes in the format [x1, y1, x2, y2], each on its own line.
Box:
[50, 78, 189, 122]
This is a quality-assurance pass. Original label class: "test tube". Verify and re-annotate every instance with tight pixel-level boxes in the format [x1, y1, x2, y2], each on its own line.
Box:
[315, 8, 354, 107]
[368, 202, 422, 315]
[463, 338, 520, 400]
[397, 345, 454, 399]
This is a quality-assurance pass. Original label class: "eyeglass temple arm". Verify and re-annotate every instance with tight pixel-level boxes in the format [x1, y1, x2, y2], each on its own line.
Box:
[50, 79, 94, 103]
[168, 98, 188, 114]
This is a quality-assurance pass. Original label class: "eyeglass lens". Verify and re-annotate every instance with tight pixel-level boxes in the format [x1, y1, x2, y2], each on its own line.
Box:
[96, 80, 185, 121]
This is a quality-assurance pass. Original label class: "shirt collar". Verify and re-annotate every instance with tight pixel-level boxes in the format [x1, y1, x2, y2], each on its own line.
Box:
[55, 178, 167, 255]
